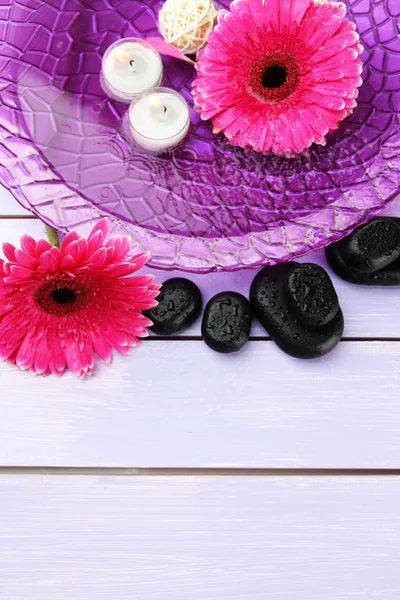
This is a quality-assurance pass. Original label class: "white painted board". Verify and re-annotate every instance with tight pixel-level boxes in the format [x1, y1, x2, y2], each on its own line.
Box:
[0, 475, 400, 599]
[1, 341, 400, 468]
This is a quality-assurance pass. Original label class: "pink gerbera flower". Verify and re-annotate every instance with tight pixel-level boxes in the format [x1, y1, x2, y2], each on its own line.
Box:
[192, 0, 363, 157]
[0, 220, 160, 378]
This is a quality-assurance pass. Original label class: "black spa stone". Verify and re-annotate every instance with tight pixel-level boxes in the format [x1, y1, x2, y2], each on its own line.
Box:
[338, 218, 400, 273]
[144, 278, 202, 335]
[202, 292, 252, 354]
[286, 263, 339, 328]
[326, 242, 400, 286]
[250, 263, 343, 359]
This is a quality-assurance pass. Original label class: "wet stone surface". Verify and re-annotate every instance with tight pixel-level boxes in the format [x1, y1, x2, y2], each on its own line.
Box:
[250, 263, 344, 359]
[144, 278, 202, 335]
[202, 292, 252, 354]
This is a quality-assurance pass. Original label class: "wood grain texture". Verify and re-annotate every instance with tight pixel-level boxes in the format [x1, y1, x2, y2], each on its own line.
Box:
[2, 209, 400, 339]
[0, 475, 399, 599]
[0, 186, 32, 215]
[1, 341, 400, 468]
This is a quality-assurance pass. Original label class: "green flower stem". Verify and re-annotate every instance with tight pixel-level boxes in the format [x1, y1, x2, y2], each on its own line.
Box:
[45, 225, 60, 248]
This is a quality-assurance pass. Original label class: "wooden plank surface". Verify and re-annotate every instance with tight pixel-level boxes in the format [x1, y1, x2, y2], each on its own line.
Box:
[0, 475, 399, 599]
[0, 187, 32, 216]
[2, 193, 400, 339]
[2, 187, 400, 469]
[2, 153, 400, 599]
[1, 340, 400, 468]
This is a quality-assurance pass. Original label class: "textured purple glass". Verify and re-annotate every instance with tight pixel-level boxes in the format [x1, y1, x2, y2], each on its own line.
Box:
[0, 0, 399, 272]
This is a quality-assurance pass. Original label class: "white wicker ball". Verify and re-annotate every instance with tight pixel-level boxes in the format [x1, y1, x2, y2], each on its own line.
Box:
[158, 0, 218, 56]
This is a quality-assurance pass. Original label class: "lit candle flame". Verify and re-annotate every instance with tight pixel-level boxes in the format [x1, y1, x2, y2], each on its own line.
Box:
[151, 96, 164, 109]
[115, 48, 131, 62]
[150, 95, 168, 121]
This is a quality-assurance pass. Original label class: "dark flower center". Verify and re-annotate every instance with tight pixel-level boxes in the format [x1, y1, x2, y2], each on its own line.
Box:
[249, 53, 300, 102]
[262, 65, 287, 89]
[50, 287, 76, 305]
[35, 277, 89, 316]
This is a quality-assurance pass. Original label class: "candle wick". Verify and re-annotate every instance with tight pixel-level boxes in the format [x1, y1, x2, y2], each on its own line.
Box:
[129, 59, 135, 67]
[163, 106, 167, 114]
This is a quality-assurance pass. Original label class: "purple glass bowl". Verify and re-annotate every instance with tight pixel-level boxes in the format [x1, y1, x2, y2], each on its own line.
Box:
[0, 0, 399, 273]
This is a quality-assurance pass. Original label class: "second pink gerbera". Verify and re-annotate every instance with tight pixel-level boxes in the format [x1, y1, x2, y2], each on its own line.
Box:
[192, 0, 363, 157]
[0, 220, 160, 378]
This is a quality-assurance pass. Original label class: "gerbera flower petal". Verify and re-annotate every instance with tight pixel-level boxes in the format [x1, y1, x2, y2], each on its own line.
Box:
[50, 336, 67, 376]
[0, 325, 24, 348]
[64, 340, 83, 377]
[88, 218, 108, 242]
[15, 331, 36, 370]
[105, 236, 131, 262]
[0, 342, 15, 361]
[77, 238, 88, 261]
[90, 331, 112, 364]
[300, 1, 346, 48]
[215, 103, 251, 138]
[87, 247, 107, 270]
[60, 254, 76, 270]
[87, 229, 104, 255]
[296, 106, 328, 144]
[303, 104, 336, 136]
[0, 220, 160, 377]
[60, 230, 80, 252]
[308, 31, 361, 66]
[9, 265, 34, 279]
[63, 240, 81, 263]
[132, 252, 151, 270]
[13, 249, 37, 269]
[39, 250, 59, 272]
[2, 242, 16, 262]
[34, 335, 51, 375]
[36, 239, 52, 254]
[20, 234, 37, 256]
[192, 0, 363, 156]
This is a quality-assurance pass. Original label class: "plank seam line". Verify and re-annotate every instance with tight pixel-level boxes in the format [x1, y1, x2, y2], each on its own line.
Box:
[0, 468, 400, 476]
[0, 215, 37, 219]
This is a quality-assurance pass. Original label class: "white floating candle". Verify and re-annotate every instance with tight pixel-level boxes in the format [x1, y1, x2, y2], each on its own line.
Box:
[101, 38, 163, 103]
[129, 88, 190, 152]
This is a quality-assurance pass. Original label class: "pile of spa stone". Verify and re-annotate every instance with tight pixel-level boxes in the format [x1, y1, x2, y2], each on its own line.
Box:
[144, 265, 343, 359]
[144, 218, 400, 358]
[250, 263, 343, 358]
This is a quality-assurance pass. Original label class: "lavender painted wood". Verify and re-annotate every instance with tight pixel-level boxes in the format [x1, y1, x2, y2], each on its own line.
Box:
[1, 341, 400, 468]
[2, 213, 400, 338]
[0, 185, 31, 215]
[1, 475, 400, 599]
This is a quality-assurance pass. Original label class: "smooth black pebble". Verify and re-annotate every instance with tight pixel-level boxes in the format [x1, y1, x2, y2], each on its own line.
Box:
[338, 217, 400, 273]
[202, 292, 252, 354]
[286, 263, 339, 328]
[250, 263, 343, 359]
[326, 242, 400, 286]
[144, 278, 202, 335]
